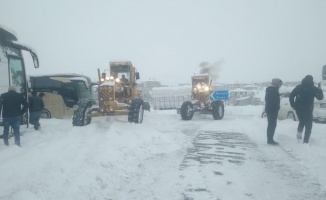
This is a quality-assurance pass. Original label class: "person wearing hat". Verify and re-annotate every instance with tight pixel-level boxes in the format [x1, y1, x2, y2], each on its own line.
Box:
[0, 86, 28, 146]
[289, 75, 324, 143]
[265, 78, 283, 145]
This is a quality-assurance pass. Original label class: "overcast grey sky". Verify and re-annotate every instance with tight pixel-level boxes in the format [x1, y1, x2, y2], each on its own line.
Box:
[1, 0, 326, 85]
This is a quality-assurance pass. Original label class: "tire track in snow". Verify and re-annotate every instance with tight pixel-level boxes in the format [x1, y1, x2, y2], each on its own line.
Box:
[179, 131, 255, 200]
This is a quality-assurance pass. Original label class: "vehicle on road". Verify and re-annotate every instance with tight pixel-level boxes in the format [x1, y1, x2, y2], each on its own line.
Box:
[30, 74, 95, 119]
[262, 92, 297, 121]
[72, 61, 150, 126]
[0, 25, 39, 127]
[177, 74, 225, 120]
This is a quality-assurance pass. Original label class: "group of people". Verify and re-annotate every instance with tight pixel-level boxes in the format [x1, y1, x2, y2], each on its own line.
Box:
[0, 86, 45, 147]
[265, 75, 324, 145]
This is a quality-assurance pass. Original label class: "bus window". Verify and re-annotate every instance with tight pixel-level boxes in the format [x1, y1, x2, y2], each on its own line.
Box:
[8, 57, 25, 93]
[77, 82, 93, 99]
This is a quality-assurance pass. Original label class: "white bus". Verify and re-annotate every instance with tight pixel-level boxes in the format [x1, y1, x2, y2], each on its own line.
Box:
[0, 25, 39, 126]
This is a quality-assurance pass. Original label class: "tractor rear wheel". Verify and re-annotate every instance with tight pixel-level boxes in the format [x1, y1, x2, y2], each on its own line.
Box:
[180, 101, 194, 120]
[212, 101, 224, 120]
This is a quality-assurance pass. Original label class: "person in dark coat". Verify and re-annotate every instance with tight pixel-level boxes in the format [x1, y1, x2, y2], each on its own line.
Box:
[289, 75, 324, 143]
[120, 75, 129, 85]
[265, 78, 283, 145]
[0, 86, 28, 146]
[28, 91, 44, 130]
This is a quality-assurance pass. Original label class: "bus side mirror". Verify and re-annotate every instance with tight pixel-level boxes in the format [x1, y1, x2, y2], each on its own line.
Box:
[135, 72, 140, 80]
[31, 53, 39, 68]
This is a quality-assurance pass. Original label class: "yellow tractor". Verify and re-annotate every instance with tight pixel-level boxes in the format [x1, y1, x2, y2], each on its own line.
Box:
[72, 61, 150, 126]
[178, 74, 224, 120]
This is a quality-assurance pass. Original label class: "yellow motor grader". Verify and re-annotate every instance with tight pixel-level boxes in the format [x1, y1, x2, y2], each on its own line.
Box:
[72, 61, 150, 126]
[178, 74, 224, 120]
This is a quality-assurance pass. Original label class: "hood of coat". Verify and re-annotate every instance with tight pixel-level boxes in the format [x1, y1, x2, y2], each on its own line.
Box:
[271, 78, 283, 88]
[301, 75, 314, 87]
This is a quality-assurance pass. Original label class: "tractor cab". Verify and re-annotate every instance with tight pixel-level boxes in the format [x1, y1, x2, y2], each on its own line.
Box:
[191, 74, 211, 104]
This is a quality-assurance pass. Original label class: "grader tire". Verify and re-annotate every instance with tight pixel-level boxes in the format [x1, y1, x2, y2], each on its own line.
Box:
[180, 101, 194, 120]
[128, 98, 144, 123]
[212, 101, 224, 120]
[72, 99, 92, 126]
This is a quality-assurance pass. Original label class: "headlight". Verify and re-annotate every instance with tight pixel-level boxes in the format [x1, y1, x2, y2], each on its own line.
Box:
[101, 78, 104, 82]
[196, 85, 201, 89]
[110, 76, 114, 80]
[105, 77, 110, 80]
[204, 86, 209, 91]
[115, 78, 120, 83]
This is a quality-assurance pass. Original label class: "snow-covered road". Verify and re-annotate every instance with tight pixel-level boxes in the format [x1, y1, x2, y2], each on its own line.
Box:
[0, 105, 325, 200]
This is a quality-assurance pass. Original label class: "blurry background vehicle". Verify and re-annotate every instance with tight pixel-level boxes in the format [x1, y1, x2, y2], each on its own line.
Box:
[177, 74, 226, 120]
[313, 98, 326, 123]
[261, 92, 297, 121]
[30, 74, 95, 119]
[314, 67, 326, 123]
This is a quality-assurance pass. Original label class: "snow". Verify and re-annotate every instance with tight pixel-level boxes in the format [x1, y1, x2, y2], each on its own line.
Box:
[0, 24, 17, 40]
[11, 40, 38, 55]
[0, 105, 326, 200]
[230, 88, 248, 92]
[100, 80, 115, 86]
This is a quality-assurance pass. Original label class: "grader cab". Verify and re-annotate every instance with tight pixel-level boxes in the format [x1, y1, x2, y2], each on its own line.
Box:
[178, 74, 224, 120]
[72, 61, 150, 126]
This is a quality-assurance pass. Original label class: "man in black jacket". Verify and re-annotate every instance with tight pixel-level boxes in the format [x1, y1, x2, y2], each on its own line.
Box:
[265, 78, 283, 145]
[289, 75, 324, 143]
[29, 91, 44, 130]
[0, 86, 28, 146]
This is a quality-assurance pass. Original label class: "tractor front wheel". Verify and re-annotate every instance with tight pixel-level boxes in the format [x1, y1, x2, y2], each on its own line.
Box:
[180, 101, 194, 120]
[212, 101, 224, 120]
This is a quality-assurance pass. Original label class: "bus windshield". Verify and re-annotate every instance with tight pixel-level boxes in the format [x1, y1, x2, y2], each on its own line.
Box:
[1, 25, 39, 97]
[9, 57, 25, 93]
[76, 81, 94, 99]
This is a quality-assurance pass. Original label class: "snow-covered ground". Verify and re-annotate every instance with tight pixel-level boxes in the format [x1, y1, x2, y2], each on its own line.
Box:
[0, 105, 325, 200]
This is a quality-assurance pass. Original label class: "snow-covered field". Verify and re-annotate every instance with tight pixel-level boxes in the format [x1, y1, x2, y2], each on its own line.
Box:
[0, 105, 325, 200]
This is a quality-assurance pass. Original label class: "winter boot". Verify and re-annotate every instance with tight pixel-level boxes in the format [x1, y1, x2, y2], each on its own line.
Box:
[296, 132, 302, 139]
[267, 140, 279, 145]
[34, 124, 40, 130]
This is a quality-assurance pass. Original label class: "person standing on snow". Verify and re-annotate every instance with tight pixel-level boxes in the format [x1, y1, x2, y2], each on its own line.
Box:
[0, 86, 28, 147]
[265, 78, 283, 145]
[289, 75, 323, 143]
[28, 91, 44, 130]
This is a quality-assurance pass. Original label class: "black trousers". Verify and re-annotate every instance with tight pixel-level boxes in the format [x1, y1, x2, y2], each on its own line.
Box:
[266, 111, 278, 142]
[296, 110, 313, 143]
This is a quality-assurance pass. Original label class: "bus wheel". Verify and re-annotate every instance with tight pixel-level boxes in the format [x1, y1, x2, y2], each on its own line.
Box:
[41, 109, 51, 119]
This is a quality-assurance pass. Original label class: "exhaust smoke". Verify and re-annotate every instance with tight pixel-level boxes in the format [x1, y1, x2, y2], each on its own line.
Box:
[199, 60, 222, 82]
